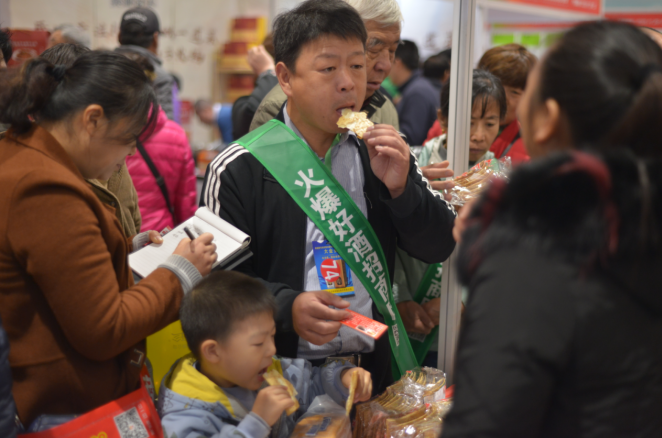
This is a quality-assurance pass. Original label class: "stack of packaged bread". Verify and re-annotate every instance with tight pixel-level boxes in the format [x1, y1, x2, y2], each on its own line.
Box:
[353, 367, 452, 438]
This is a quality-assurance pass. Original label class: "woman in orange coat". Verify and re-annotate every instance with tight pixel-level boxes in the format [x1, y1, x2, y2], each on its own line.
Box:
[0, 52, 217, 426]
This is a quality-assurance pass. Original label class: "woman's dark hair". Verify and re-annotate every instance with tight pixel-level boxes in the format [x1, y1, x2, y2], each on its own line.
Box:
[0, 29, 12, 64]
[273, 0, 367, 73]
[441, 69, 507, 121]
[40, 43, 90, 67]
[0, 50, 158, 136]
[538, 20, 662, 159]
[458, 150, 662, 286]
[114, 47, 156, 83]
[478, 43, 536, 90]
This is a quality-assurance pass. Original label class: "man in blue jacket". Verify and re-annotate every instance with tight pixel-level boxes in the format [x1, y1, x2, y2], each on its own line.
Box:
[389, 40, 440, 146]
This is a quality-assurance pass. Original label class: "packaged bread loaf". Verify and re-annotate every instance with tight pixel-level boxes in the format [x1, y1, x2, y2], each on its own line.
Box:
[291, 415, 351, 438]
[446, 157, 511, 206]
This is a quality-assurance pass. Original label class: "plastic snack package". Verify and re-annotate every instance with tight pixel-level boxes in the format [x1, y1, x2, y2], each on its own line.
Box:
[291, 395, 351, 438]
[353, 367, 450, 438]
[400, 367, 447, 403]
[445, 157, 512, 206]
[386, 400, 453, 438]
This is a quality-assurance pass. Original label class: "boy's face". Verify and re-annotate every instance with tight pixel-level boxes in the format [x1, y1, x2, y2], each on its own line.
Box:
[279, 34, 367, 135]
[469, 97, 500, 163]
[205, 311, 277, 391]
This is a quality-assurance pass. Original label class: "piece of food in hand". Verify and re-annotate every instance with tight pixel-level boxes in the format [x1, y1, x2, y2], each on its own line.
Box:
[337, 108, 374, 139]
[263, 370, 300, 415]
[346, 370, 359, 416]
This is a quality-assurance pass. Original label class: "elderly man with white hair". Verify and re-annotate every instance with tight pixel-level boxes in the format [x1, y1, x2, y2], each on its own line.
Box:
[249, 0, 403, 131]
[47, 24, 91, 49]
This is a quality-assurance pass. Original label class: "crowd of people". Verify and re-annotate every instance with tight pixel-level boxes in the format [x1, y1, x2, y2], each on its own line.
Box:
[0, 0, 661, 437]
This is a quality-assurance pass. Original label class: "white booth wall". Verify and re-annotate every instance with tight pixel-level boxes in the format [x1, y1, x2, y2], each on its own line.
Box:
[0, 0, 301, 147]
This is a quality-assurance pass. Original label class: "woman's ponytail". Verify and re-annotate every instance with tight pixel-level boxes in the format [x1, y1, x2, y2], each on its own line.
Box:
[539, 21, 662, 159]
[0, 58, 63, 135]
[605, 66, 662, 159]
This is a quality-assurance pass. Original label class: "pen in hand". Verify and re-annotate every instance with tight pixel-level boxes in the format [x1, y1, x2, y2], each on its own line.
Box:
[184, 226, 197, 251]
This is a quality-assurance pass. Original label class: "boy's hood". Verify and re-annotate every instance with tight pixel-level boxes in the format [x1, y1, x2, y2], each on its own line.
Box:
[159, 354, 284, 420]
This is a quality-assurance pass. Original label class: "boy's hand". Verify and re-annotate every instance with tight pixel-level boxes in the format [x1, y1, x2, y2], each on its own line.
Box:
[363, 124, 410, 199]
[252, 385, 296, 426]
[341, 368, 372, 402]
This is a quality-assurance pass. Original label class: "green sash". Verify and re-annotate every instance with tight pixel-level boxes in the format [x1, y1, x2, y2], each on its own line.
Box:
[407, 263, 443, 364]
[234, 120, 418, 375]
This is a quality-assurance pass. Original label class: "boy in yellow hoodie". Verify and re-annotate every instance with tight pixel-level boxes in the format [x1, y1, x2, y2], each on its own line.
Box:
[158, 271, 372, 438]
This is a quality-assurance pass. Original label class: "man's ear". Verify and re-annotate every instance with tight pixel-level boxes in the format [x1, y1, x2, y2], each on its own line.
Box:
[82, 104, 105, 136]
[151, 32, 159, 52]
[532, 98, 562, 146]
[276, 61, 294, 98]
[200, 339, 223, 364]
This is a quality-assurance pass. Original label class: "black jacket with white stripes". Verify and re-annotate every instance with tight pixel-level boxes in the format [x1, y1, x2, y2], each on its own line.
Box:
[200, 108, 456, 389]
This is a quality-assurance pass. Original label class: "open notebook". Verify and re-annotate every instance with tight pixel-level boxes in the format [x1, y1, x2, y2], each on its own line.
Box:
[129, 207, 252, 278]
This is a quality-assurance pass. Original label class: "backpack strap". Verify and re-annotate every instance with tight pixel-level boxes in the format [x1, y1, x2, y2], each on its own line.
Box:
[136, 139, 176, 221]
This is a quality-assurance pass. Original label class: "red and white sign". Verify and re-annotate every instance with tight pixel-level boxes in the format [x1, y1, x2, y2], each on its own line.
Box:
[606, 13, 662, 29]
[8, 30, 49, 67]
[505, 0, 601, 15]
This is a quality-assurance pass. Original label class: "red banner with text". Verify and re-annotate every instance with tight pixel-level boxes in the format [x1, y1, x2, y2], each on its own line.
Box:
[606, 13, 662, 29]
[504, 0, 601, 15]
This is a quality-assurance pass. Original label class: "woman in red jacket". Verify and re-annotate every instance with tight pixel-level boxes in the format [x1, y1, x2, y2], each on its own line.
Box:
[127, 107, 197, 232]
[119, 50, 198, 232]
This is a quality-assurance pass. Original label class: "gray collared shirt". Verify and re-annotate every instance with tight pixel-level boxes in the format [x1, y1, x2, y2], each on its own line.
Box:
[283, 105, 375, 360]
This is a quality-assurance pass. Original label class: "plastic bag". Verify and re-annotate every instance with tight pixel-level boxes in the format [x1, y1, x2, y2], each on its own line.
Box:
[290, 395, 352, 438]
[353, 367, 451, 438]
[445, 157, 511, 206]
[401, 367, 446, 403]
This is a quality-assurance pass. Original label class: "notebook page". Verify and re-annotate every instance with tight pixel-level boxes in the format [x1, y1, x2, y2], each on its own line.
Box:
[128, 218, 196, 277]
[195, 207, 250, 245]
[128, 214, 246, 277]
[190, 215, 244, 266]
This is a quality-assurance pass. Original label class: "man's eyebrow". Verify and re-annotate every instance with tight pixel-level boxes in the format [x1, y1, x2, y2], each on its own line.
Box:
[314, 51, 364, 60]
[368, 38, 385, 48]
[315, 53, 340, 60]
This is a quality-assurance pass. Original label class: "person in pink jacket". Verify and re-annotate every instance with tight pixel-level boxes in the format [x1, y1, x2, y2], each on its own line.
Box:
[127, 106, 197, 232]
